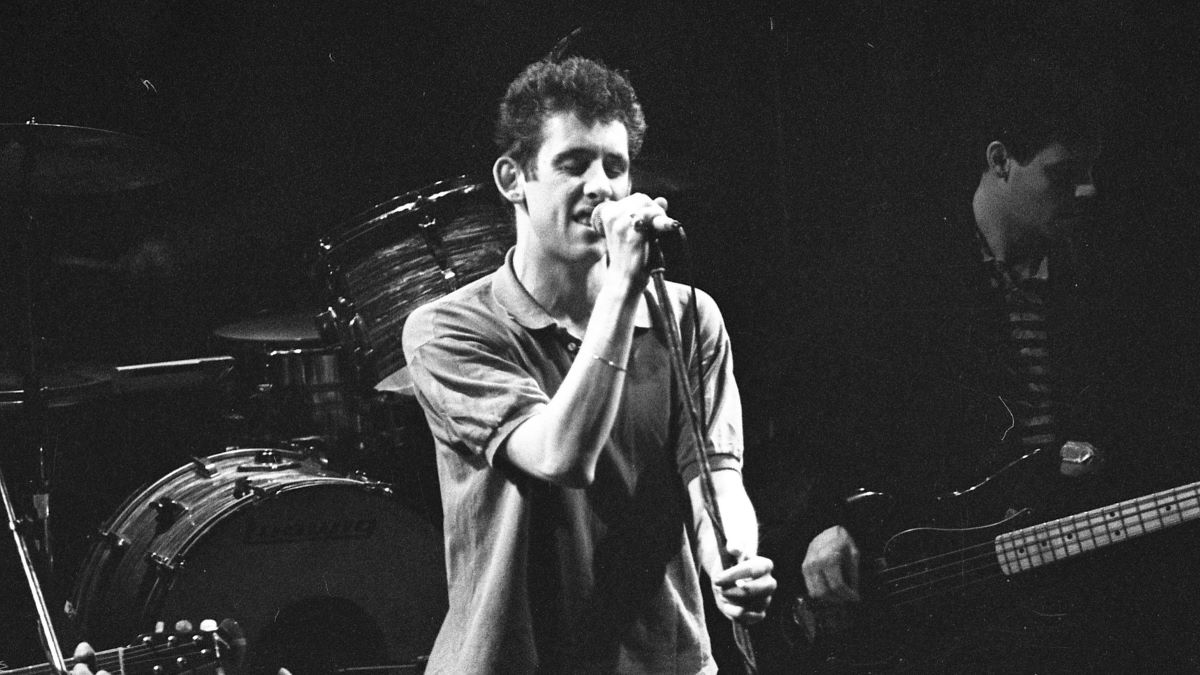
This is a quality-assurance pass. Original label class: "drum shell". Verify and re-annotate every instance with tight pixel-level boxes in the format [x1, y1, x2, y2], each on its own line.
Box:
[317, 176, 514, 387]
[69, 448, 447, 671]
[214, 336, 355, 446]
[265, 346, 341, 389]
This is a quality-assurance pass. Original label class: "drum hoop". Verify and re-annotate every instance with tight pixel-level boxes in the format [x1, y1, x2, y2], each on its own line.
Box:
[147, 475, 388, 570]
[264, 345, 342, 359]
[316, 175, 493, 261]
[102, 449, 317, 543]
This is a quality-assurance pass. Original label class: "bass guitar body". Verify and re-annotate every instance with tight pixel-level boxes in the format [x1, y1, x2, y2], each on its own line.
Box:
[778, 463, 1200, 673]
[787, 490, 1037, 672]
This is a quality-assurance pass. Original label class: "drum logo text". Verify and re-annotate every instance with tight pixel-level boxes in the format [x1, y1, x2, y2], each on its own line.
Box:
[244, 515, 377, 543]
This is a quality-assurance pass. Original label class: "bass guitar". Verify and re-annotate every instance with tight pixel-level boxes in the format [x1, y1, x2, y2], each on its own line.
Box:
[783, 468, 1200, 672]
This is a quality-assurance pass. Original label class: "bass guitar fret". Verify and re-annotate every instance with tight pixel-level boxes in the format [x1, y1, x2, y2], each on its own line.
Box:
[994, 482, 1200, 575]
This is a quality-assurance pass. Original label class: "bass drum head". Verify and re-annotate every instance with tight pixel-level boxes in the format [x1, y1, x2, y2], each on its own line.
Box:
[70, 449, 447, 674]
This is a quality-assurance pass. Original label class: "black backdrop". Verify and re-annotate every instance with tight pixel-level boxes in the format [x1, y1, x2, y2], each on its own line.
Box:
[2, 0, 1199, 668]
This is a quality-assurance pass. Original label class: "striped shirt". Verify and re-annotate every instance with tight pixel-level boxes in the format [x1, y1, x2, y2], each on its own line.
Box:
[978, 234, 1060, 455]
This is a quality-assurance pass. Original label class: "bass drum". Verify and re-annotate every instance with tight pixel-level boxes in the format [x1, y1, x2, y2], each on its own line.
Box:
[69, 448, 447, 674]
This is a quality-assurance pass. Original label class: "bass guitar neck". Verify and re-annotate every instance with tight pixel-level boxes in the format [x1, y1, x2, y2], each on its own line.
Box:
[996, 480, 1200, 574]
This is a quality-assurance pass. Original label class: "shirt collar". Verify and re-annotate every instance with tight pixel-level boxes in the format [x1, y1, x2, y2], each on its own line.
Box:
[492, 248, 653, 331]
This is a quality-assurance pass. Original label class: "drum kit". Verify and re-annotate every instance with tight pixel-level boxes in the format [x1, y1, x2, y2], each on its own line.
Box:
[1, 121, 513, 673]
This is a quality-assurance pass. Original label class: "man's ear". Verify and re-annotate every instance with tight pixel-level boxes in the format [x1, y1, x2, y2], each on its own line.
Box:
[985, 141, 1010, 179]
[494, 156, 525, 204]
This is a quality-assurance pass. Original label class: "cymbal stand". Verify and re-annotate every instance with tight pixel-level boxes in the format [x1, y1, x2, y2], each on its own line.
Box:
[2, 134, 69, 674]
[15, 203, 57, 573]
[1, 463, 68, 673]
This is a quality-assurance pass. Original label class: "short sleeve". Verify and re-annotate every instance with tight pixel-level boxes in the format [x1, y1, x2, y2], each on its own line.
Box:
[403, 301, 549, 464]
[671, 286, 744, 485]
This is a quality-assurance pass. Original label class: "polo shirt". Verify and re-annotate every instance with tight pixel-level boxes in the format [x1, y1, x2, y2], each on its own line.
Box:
[402, 249, 742, 673]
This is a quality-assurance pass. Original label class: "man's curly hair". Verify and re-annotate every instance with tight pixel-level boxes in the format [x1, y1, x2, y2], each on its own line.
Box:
[495, 57, 647, 175]
[968, 44, 1109, 170]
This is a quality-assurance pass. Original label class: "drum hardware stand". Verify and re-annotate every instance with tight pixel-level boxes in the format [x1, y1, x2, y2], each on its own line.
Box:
[646, 238, 759, 674]
[3, 121, 180, 671]
[414, 202, 460, 290]
[1, 465, 69, 674]
[2, 149, 69, 675]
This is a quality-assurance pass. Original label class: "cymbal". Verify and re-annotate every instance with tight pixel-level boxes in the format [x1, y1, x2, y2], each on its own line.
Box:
[0, 123, 180, 195]
[212, 313, 322, 346]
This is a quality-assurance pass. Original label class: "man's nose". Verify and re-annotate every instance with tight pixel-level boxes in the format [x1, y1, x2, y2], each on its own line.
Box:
[583, 162, 613, 200]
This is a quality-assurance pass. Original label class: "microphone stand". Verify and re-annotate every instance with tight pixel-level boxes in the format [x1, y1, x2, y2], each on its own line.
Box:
[646, 239, 758, 674]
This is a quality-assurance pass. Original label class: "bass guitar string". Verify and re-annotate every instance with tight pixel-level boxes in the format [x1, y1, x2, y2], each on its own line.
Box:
[866, 490, 1196, 604]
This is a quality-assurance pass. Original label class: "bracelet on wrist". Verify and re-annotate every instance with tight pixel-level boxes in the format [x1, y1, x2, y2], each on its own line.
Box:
[589, 350, 628, 373]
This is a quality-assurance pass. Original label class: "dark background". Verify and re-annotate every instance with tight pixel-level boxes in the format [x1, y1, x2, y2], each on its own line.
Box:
[2, 0, 1199, 669]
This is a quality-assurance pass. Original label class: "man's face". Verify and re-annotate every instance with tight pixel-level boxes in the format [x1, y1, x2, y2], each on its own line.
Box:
[518, 112, 631, 261]
[1004, 141, 1099, 243]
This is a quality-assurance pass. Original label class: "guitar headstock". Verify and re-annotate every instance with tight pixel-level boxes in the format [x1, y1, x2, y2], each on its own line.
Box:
[117, 618, 243, 674]
[4, 619, 246, 675]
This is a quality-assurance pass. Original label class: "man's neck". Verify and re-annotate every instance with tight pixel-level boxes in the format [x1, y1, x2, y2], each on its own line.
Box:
[511, 244, 602, 336]
[972, 181, 1045, 269]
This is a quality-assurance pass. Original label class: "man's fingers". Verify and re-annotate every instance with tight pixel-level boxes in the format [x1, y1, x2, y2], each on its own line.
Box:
[71, 642, 96, 674]
[73, 642, 95, 661]
[713, 555, 773, 589]
[825, 566, 861, 602]
[803, 564, 829, 599]
[713, 554, 776, 625]
[844, 542, 862, 597]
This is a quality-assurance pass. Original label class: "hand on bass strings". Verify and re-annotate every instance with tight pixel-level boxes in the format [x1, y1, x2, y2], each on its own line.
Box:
[69, 642, 109, 675]
[802, 525, 861, 603]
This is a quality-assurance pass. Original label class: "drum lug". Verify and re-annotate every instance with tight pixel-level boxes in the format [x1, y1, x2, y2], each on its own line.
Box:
[232, 476, 269, 500]
[367, 483, 395, 498]
[189, 456, 216, 479]
[346, 471, 395, 497]
[315, 305, 344, 345]
[147, 551, 181, 573]
[281, 437, 331, 464]
[415, 207, 460, 291]
[153, 497, 188, 531]
[235, 449, 301, 472]
[98, 528, 130, 551]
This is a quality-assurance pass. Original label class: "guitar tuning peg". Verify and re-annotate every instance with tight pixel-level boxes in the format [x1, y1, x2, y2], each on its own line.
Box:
[155, 620, 166, 634]
[200, 619, 219, 632]
[175, 619, 194, 634]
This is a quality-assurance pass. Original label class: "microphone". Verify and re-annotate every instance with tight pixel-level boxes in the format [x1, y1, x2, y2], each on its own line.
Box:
[589, 202, 682, 239]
